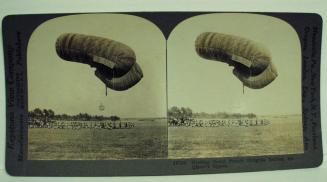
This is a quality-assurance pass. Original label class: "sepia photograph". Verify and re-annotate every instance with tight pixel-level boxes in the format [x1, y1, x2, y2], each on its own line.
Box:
[2, 10, 323, 176]
[167, 13, 303, 158]
[27, 14, 167, 160]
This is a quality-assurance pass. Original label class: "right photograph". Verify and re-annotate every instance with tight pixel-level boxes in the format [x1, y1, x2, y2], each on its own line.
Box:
[167, 13, 303, 158]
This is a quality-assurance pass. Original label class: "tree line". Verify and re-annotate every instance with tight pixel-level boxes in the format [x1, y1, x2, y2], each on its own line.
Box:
[168, 106, 256, 121]
[28, 108, 120, 122]
[193, 111, 256, 119]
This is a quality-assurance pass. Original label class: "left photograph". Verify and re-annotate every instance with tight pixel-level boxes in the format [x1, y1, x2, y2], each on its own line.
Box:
[27, 14, 167, 160]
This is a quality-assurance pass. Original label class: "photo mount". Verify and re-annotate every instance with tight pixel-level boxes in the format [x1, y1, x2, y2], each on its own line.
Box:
[2, 12, 323, 176]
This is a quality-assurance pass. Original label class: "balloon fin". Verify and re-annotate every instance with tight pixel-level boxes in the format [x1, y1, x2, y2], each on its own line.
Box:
[231, 54, 252, 68]
[93, 55, 116, 69]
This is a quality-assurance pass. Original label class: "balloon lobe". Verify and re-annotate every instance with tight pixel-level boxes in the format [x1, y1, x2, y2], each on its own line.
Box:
[55, 33, 143, 91]
[195, 32, 277, 89]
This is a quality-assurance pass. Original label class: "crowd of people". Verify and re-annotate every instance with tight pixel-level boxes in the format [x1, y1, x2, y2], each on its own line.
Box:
[28, 120, 135, 130]
[168, 118, 270, 127]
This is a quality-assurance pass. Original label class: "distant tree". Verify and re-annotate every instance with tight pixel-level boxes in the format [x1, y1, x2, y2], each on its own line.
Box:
[43, 109, 49, 122]
[180, 107, 193, 123]
[95, 115, 104, 121]
[62, 114, 68, 120]
[78, 113, 91, 121]
[193, 111, 257, 119]
[48, 109, 55, 119]
[109, 115, 120, 121]
[168, 106, 181, 119]
[168, 106, 193, 124]
[218, 112, 229, 118]
[33, 108, 43, 120]
[85, 113, 91, 121]
[247, 113, 256, 118]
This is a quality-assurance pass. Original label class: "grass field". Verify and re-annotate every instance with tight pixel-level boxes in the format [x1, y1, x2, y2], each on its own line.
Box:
[29, 115, 304, 159]
[28, 119, 167, 160]
[168, 115, 304, 159]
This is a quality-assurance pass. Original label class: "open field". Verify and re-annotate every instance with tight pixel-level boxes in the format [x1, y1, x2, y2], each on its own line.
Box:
[28, 118, 167, 160]
[168, 115, 303, 158]
[29, 115, 304, 159]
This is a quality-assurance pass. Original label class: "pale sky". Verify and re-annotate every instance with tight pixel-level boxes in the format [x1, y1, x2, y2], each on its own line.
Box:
[28, 14, 166, 118]
[28, 13, 302, 118]
[167, 13, 302, 116]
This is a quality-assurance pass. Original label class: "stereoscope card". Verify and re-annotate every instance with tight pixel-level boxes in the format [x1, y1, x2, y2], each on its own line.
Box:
[2, 12, 323, 176]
